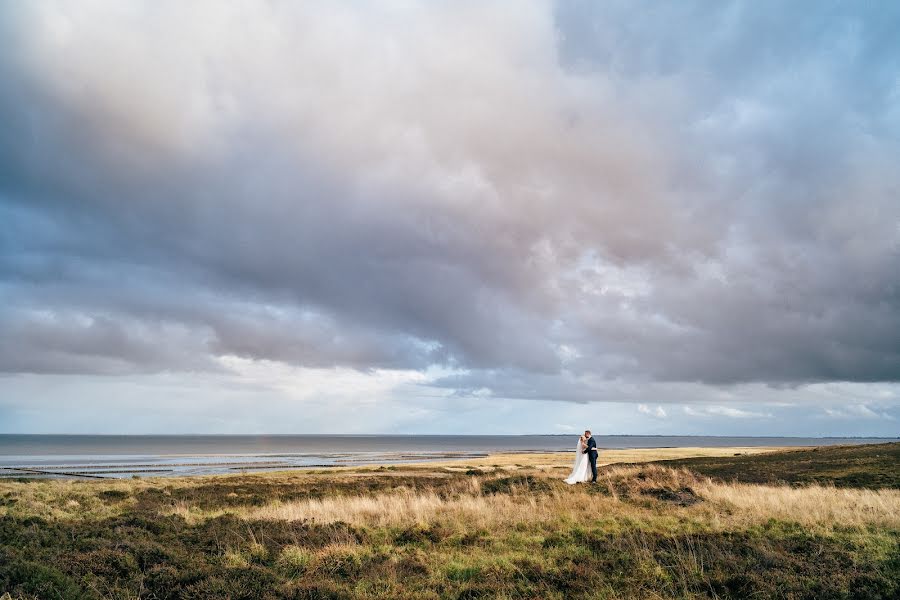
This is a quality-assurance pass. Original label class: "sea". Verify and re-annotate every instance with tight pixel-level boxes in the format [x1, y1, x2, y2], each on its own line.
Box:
[0, 434, 895, 479]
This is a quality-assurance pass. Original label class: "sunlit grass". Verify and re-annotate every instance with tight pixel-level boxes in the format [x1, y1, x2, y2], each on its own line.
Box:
[695, 480, 900, 528]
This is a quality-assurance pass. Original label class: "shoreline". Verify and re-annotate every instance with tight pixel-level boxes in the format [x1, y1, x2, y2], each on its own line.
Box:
[2, 445, 794, 482]
[282, 445, 797, 479]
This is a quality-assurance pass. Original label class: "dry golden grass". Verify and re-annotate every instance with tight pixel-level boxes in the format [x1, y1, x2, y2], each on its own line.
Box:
[166, 501, 230, 525]
[6, 446, 896, 535]
[243, 488, 574, 528]
[229, 464, 900, 532]
[696, 480, 900, 528]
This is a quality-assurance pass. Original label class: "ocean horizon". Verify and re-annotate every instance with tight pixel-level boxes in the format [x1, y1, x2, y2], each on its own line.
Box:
[1, 434, 895, 479]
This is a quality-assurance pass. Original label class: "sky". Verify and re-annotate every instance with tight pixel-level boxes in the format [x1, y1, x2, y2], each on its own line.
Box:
[1, 1, 899, 436]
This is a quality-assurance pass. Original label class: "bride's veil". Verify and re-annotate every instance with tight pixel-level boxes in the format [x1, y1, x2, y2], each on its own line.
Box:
[564, 437, 587, 483]
[572, 438, 585, 469]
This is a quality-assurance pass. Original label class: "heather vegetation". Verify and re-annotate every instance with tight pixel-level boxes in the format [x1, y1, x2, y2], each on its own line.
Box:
[1, 444, 898, 599]
[663, 441, 900, 489]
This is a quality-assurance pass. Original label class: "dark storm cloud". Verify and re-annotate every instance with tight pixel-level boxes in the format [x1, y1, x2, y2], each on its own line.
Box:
[1, 1, 898, 396]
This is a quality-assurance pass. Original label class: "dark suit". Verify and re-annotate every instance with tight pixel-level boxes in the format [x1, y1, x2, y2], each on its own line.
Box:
[583, 436, 598, 482]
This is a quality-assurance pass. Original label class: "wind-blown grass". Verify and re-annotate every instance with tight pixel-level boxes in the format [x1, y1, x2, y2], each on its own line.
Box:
[695, 480, 900, 528]
[221, 465, 900, 531]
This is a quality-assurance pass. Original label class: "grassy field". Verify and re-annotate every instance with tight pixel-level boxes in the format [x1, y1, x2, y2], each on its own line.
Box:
[1, 444, 898, 599]
[660, 442, 900, 489]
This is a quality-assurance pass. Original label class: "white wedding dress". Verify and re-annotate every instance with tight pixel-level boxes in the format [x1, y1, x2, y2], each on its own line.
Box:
[563, 438, 592, 484]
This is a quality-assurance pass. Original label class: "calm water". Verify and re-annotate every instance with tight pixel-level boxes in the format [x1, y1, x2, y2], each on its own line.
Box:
[0, 435, 895, 479]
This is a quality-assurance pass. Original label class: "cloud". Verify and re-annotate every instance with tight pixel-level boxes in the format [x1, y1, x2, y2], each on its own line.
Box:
[822, 404, 895, 420]
[554, 424, 580, 432]
[684, 405, 773, 419]
[0, 0, 898, 412]
[638, 404, 667, 419]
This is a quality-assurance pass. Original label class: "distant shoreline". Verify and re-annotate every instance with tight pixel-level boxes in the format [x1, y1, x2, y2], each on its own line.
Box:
[4, 442, 897, 480]
[1, 433, 897, 438]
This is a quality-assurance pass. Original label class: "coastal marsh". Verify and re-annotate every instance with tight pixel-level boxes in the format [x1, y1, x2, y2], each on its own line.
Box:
[1, 444, 898, 599]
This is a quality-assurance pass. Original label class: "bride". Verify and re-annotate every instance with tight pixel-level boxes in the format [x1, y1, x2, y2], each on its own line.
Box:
[564, 434, 592, 484]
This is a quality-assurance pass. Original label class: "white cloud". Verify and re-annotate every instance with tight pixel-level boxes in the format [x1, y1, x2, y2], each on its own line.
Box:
[822, 404, 895, 420]
[638, 404, 667, 419]
[684, 405, 772, 419]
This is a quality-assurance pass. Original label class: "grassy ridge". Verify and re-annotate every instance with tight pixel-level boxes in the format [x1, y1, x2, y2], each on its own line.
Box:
[662, 442, 900, 489]
[1, 444, 898, 599]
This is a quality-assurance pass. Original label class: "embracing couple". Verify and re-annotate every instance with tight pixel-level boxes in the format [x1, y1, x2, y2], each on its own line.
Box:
[563, 429, 598, 484]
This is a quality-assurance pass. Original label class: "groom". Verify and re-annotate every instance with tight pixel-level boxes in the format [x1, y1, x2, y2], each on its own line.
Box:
[582, 429, 598, 482]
